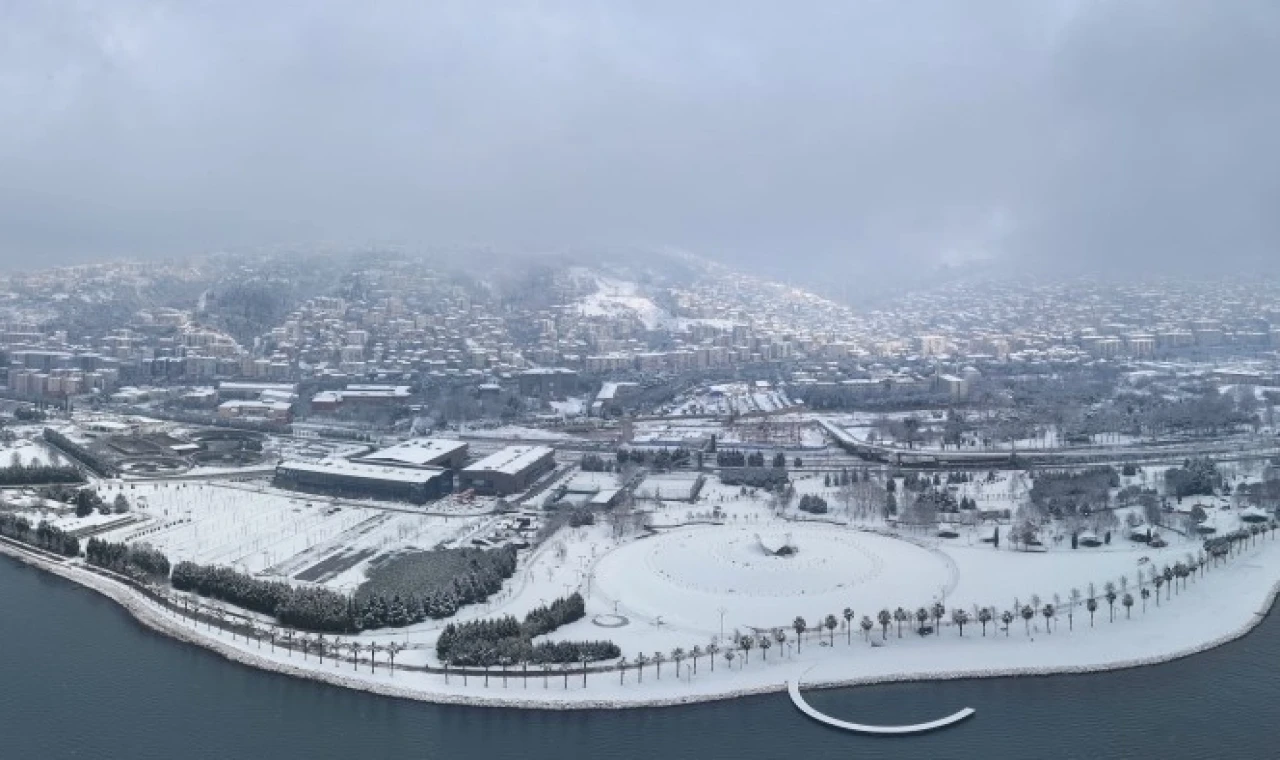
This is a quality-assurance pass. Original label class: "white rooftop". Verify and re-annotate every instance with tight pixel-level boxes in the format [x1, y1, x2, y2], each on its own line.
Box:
[463, 445, 555, 476]
[278, 458, 447, 485]
[359, 438, 468, 467]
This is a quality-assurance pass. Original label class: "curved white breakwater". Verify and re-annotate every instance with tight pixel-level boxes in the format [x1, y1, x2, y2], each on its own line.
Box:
[788, 676, 974, 734]
[2, 536, 1279, 712]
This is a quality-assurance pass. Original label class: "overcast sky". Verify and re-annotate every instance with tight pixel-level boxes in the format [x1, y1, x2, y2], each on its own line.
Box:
[1, 1, 1277, 284]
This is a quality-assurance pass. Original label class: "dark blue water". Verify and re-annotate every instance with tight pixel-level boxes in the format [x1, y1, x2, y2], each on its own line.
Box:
[2, 552, 1276, 760]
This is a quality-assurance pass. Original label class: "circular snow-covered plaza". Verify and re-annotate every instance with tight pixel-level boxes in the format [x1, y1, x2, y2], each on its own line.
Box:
[592, 524, 954, 635]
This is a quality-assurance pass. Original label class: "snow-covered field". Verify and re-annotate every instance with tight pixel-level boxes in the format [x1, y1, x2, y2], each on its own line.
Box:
[6, 509, 1279, 709]
[85, 481, 492, 582]
[0, 439, 61, 467]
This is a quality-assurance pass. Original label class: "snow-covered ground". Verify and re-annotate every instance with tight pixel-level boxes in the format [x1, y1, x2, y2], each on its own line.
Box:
[5, 513, 1279, 709]
[0, 439, 61, 467]
[576, 276, 669, 330]
[86, 481, 493, 581]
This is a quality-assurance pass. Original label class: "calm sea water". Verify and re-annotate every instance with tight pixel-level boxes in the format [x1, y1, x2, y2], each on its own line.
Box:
[2, 552, 1277, 760]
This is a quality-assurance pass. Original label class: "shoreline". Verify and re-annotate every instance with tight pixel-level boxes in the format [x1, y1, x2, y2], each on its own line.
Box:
[2, 537, 1277, 711]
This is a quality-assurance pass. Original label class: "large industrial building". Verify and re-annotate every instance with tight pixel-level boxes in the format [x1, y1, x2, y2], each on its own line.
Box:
[274, 459, 453, 504]
[457, 445, 556, 496]
[354, 438, 470, 470]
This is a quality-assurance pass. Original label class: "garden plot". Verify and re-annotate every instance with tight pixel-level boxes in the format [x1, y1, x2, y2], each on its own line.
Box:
[93, 482, 381, 575]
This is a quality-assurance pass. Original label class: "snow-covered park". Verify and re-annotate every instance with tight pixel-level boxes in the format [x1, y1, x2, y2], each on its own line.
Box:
[7, 427, 1280, 709]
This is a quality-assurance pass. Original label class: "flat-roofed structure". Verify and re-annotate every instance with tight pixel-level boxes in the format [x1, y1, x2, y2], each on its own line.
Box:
[355, 438, 469, 470]
[274, 459, 453, 504]
[458, 445, 555, 496]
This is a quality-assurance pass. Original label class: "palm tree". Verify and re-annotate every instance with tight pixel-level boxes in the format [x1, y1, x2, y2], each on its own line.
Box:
[894, 607, 908, 638]
[386, 642, 404, 676]
[1069, 588, 1081, 630]
[773, 628, 787, 657]
[1105, 588, 1117, 623]
[1086, 598, 1098, 626]
[877, 609, 892, 640]
[931, 602, 945, 635]
[690, 645, 702, 674]
[618, 657, 628, 685]
[824, 614, 838, 645]
[672, 647, 686, 677]
[653, 651, 666, 679]
[368, 641, 382, 673]
[723, 649, 735, 670]
[951, 608, 969, 636]
[1000, 610, 1014, 636]
[1154, 575, 1164, 606]
[1162, 566, 1174, 600]
[1141, 587, 1150, 613]
[1020, 605, 1034, 635]
[978, 607, 993, 636]
[283, 629, 295, 657]
[758, 635, 771, 661]
[738, 635, 753, 665]
[346, 640, 361, 670]
[1042, 604, 1055, 633]
[915, 607, 929, 634]
[860, 615, 874, 641]
[842, 608, 855, 644]
[707, 643, 719, 672]
[1122, 592, 1134, 619]
[635, 653, 648, 682]
[793, 617, 806, 652]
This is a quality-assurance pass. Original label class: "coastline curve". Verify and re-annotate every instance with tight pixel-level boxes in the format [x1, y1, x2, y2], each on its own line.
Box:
[1, 536, 1278, 712]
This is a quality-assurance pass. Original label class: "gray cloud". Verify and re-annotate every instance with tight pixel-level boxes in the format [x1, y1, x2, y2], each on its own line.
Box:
[0, 1, 1277, 286]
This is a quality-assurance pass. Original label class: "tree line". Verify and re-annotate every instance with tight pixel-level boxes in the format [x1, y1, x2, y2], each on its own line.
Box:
[0, 513, 80, 556]
[436, 593, 620, 667]
[172, 561, 354, 633]
[85, 538, 170, 583]
[0, 461, 83, 486]
[42, 428, 119, 478]
[354, 545, 519, 629]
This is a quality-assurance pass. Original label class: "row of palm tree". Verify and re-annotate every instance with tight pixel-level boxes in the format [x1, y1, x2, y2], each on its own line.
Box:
[616, 527, 1269, 685]
[174, 597, 407, 674]
[166, 517, 1269, 689]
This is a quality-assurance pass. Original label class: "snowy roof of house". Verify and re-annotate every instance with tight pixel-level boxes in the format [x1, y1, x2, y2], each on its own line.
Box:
[463, 445, 555, 476]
